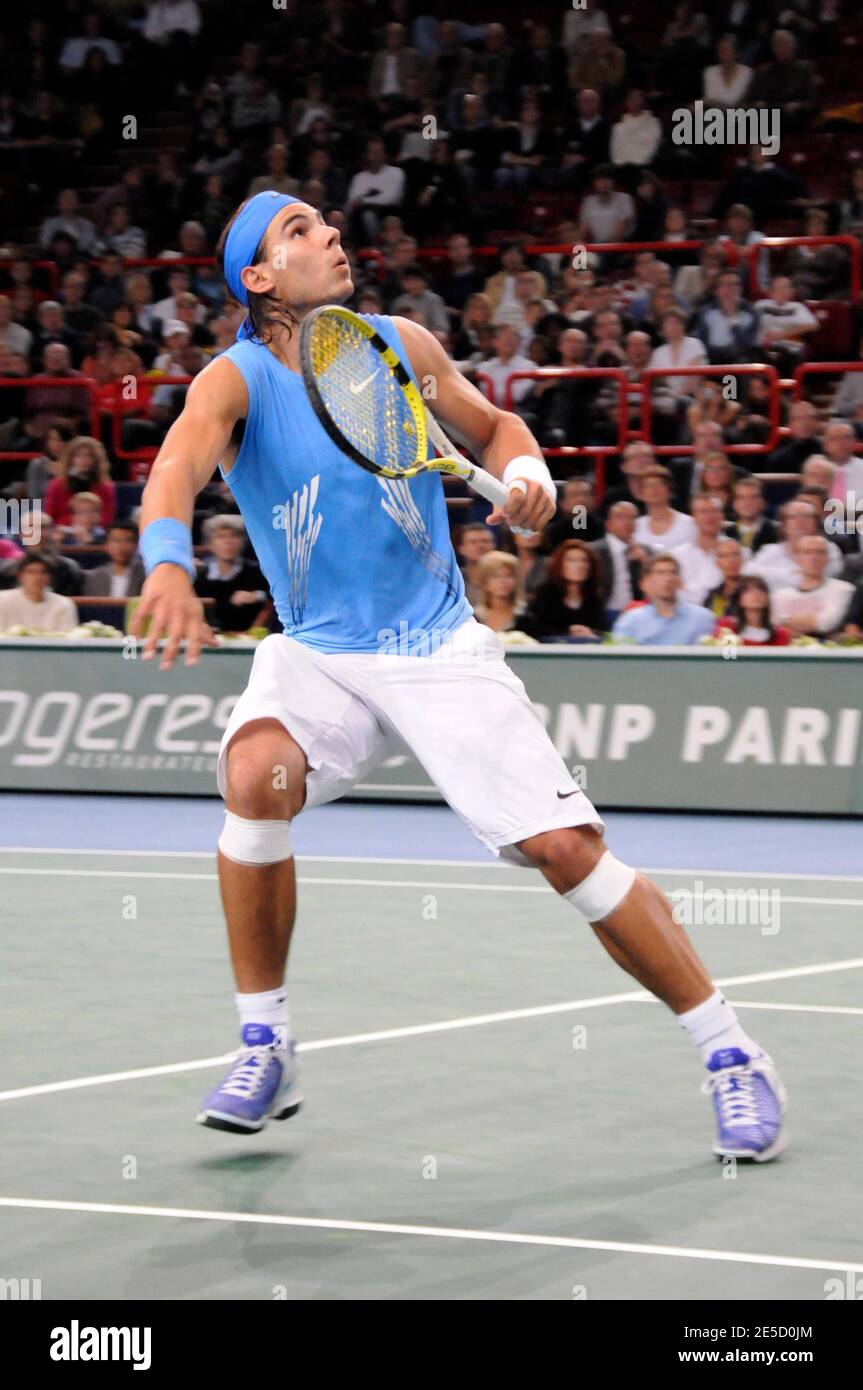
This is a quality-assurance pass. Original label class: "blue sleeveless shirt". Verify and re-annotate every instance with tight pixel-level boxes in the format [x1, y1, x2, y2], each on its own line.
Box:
[220, 314, 471, 653]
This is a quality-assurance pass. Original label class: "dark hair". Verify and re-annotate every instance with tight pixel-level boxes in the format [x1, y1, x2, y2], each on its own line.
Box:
[216, 199, 300, 346]
[107, 521, 139, 541]
[17, 551, 54, 577]
[731, 574, 778, 638]
[547, 539, 601, 598]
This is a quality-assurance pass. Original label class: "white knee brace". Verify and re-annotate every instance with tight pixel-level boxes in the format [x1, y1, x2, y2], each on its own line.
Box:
[564, 851, 636, 922]
[218, 811, 294, 866]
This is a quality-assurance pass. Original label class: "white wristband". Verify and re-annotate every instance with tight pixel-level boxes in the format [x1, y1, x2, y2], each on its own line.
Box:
[503, 455, 556, 506]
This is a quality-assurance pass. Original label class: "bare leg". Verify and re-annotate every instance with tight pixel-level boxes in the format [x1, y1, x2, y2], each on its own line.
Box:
[517, 827, 714, 1013]
[219, 719, 308, 992]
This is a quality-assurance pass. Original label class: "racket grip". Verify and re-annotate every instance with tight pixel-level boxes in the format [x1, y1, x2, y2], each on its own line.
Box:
[465, 465, 534, 535]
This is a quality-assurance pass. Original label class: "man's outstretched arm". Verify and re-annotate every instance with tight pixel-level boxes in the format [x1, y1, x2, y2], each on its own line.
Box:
[131, 355, 248, 669]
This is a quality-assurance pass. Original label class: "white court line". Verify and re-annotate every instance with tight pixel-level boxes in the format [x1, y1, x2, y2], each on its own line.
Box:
[0, 1196, 860, 1275]
[1, 957, 861, 1104]
[1, 847, 862, 884]
[0, 865, 859, 908]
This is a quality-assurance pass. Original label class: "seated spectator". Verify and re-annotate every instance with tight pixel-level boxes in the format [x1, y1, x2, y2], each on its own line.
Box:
[632, 171, 670, 242]
[0, 553, 77, 633]
[787, 207, 848, 300]
[474, 325, 535, 410]
[438, 234, 486, 316]
[749, 27, 816, 130]
[700, 452, 741, 515]
[347, 136, 406, 244]
[713, 142, 806, 224]
[634, 465, 697, 551]
[101, 203, 147, 259]
[451, 293, 494, 366]
[727, 476, 779, 554]
[772, 534, 855, 636]
[536, 327, 601, 448]
[746, 499, 844, 588]
[799, 454, 836, 497]
[509, 529, 549, 604]
[715, 576, 792, 647]
[522, 539, 606, 640]
[44, 436, 117, 530]
[704, 536, 746, 618]
[568, 30, 626, 96]
[766, 399, 820, 472]
[0, 293, 33, 360]
[692, 271, 759, 365]
[702, 33, 753, 107]
[472, 550, 534, 640]
[83, 522, 145, 598]
[674, 242, 728, 314]
[32, 300, 83, 368]
[60, 491, 106, 546]
[648, 309, 708, 400]
[456, 523, 495, 605]
[823, 420, 863, 501]
[25, 343, 88, 434]
[755, 275, 818, 375]
[59, 12, 123, 71]
[612, 552, 715, 645]
[600, 441, 654, 516]
[577, 165, 635, 244]
[717, 204, 766, 284]
[546, 477, 605, 549]
[25, 423, 73, 504]
[195, 517, 268, 632]
[673, 493, 727, 604]
[590, 500, 651, 622]
[495, 97, 556, 195]
[589, 309, 628, 369]
[610, 89, 662, 174]
[831, 342, 863, 423]
[391, 264, 450, 338]
[562, 87, 611, 180]
[246, 143, 300, 200]
[38, 188, 98, 256]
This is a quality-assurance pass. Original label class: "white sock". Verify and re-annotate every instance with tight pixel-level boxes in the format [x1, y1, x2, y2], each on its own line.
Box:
[236, 987, 290, 1050]
[677, 989, 762, 1065]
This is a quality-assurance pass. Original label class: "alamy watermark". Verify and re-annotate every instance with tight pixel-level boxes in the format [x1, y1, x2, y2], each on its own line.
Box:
[670, 881, 781, 936]
[672, 102, 780, 158]
[0, 499, 42, 545]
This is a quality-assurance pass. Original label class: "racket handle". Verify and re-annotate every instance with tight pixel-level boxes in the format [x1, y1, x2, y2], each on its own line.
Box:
[463, 464, 534, 536]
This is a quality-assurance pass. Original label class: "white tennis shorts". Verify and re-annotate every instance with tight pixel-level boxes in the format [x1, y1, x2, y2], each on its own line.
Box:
[217, 617, 603, 865]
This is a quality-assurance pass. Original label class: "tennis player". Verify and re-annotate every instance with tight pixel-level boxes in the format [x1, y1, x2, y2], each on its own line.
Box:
[132, 192, 787, 1160]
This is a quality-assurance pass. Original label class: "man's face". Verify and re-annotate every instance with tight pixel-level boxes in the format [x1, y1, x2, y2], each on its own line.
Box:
[559, 330, 586, 362]
[771, 277, 793, 304]
[734, 484, 763, 521]
[607, 504, 637, 541]
[72, 502, 101, 530]
[824, 424, 855, 464]
[627, 336, 651, 369]
[578, 90, 600, 120]
[594, 177, 613, 198]
[648, 561, 679, 603]
[43, 344, 69, 372]
[448, 235, 470, 266]
[459, 528, 494, 562]
[801, 460, 834, 491]
[693, 498, 725, 539]
[247, 203, 352, 310]
[107, 529, 137, 564]
[797, 535, 828, 579]
[717, 276, 741, 310]
[695, 424, 723, 456]
[790, 405, 816, 439]
[716, 540, 743, 578]
[366, 141, 385, 170]
[41, 307, 63, 332]
[784, 503, 817, 542]
[494, 328, 519, 357]
[211, 528, 243, 562]
[20, 562, 50, 599]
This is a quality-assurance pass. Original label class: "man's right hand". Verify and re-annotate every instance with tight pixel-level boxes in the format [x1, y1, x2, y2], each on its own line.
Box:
[129, 564, 218, 670]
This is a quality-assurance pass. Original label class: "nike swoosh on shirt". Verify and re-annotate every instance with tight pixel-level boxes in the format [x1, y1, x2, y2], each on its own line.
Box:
[557, 789, 580, 799]
[350, 369, 380, 395]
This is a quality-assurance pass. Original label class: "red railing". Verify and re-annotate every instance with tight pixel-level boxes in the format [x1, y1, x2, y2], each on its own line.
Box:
[640, 364, 782, 455]
[109, 376, 192, 463]
[793, 360, 863, 398]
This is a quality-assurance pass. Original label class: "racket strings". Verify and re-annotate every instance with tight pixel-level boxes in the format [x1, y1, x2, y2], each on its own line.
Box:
[307, 314, 421, 475]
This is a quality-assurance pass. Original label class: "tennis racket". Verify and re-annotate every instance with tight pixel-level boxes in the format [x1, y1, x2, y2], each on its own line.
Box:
[299, 304, 531, 526]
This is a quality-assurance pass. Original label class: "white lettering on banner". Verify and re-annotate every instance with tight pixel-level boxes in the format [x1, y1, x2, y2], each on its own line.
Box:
[121, 693, 168, 751]
[726, 707, 773, 764]
[554, 703, 605, 760]
[682, 706, 732, 761]
[780, 708, 830, 766]
[155, 695, 213, 753]
[834, 708, 861, 767]
[607, 704, 655, 759]
[18, 692, 81, 767]
[0, 691, 28, 747]
[75, 693, 134, 751]
[204, 695, 238, 754]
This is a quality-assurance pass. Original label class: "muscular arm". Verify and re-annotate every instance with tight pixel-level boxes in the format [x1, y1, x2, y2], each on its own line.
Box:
[393, 316, 555, 532]
[131, 355, 249, 668]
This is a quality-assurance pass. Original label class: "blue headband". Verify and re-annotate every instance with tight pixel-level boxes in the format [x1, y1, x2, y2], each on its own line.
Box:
[224, 191, 302, 339]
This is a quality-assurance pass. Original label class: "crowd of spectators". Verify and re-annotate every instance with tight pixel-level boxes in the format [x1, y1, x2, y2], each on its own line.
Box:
[0, 1, 862, 645]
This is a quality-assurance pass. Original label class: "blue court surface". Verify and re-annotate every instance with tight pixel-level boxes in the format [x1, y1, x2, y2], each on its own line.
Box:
[1, 794, 860, 1301]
